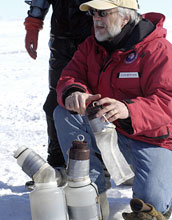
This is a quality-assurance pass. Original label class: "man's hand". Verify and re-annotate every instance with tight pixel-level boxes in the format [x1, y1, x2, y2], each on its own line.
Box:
[65, 92, 101, 115]
[95, 97, 130, 122]
[24, 17, 43, 59]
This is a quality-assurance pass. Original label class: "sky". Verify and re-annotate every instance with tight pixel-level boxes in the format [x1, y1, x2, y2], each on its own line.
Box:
[0, 0, 172, 20]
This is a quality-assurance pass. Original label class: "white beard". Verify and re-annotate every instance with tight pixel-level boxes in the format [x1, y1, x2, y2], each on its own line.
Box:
[94, 19, 122, 42]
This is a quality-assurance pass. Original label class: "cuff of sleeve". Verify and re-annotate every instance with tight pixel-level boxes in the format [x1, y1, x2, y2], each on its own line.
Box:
[24, 17, 43, 31]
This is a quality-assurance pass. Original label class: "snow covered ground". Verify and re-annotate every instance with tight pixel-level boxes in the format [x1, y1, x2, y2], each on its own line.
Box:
[0, 18, 172, 220]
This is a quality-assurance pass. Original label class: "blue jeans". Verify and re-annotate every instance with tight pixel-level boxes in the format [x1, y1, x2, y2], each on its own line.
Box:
[53, 106, 172, 214]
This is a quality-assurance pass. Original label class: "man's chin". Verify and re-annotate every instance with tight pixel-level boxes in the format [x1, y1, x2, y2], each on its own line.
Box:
[95, 34, 109, 42]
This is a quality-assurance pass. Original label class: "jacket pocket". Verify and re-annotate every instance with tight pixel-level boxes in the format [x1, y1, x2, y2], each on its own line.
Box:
[111, 76, 142, 100]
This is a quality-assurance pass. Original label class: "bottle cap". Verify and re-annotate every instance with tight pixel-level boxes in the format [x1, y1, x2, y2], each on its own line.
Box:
[14, 146, 28, 159]
[69, 140, 90, 160]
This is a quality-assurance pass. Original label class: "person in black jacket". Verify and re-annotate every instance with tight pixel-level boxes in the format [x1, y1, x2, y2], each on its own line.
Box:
[24, 0, 92, 168]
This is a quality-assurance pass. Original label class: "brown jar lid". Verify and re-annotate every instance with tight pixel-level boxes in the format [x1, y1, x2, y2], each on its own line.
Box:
[69, 140, 90, 160]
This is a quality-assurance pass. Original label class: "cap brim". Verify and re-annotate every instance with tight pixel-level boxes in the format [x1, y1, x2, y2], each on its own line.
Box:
[80, 0, 118, 11]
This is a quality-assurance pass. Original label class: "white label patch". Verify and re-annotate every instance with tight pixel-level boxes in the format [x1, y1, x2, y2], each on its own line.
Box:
[119, 72, 139, 78]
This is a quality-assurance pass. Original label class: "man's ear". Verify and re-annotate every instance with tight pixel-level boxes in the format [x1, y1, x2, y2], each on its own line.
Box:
[121, 16, 130, 28]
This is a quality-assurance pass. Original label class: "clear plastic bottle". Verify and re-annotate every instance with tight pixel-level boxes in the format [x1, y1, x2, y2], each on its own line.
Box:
[30, 182, 68, 220]
[87, 103, 134, 186]
[65, 137, 102, 220]
[14, 147, 68, 220]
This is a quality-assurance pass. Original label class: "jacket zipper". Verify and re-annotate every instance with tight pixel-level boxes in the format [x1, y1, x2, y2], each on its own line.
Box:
[98, 55, 113, 76]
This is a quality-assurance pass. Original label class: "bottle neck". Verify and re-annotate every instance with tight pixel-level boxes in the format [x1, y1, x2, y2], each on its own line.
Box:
[34, 182, 57, 190]
[68, 177, 91, 188]
[67, 159, 90, 179]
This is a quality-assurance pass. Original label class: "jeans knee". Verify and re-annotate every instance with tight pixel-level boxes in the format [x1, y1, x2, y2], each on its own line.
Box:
[133, 181, 169, 213]
[53, 105, 65, 123]
[53, 106, 58, 120]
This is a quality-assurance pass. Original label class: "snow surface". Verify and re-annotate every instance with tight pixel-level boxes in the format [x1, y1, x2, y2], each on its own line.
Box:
[0, 18, 172, 220]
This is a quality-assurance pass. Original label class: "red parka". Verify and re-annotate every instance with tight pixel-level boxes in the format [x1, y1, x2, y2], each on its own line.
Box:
[57, 13, 172, 150]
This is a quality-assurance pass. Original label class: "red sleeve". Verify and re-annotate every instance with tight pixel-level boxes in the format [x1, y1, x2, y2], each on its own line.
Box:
[56, 37, 93, 107]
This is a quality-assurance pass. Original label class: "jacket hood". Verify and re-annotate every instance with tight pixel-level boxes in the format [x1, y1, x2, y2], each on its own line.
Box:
[141, 13, 167, 37]
[143, 12, 166, 28]
[133, 13, 167, 49]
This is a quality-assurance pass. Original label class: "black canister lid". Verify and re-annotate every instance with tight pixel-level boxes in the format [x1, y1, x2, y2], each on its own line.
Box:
[69, 140, 90, 160]
[87, 103, 102, 120]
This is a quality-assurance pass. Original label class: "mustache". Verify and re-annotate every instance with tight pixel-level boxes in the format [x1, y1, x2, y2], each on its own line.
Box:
[94, 21, 106, 28]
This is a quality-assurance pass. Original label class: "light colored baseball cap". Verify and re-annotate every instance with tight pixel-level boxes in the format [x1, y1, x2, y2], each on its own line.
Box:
[80, 0, 139, 11]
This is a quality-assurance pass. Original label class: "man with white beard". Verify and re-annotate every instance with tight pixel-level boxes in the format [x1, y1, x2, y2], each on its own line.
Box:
[53, 0, 172, 219]
[93, 7, 130, 42]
